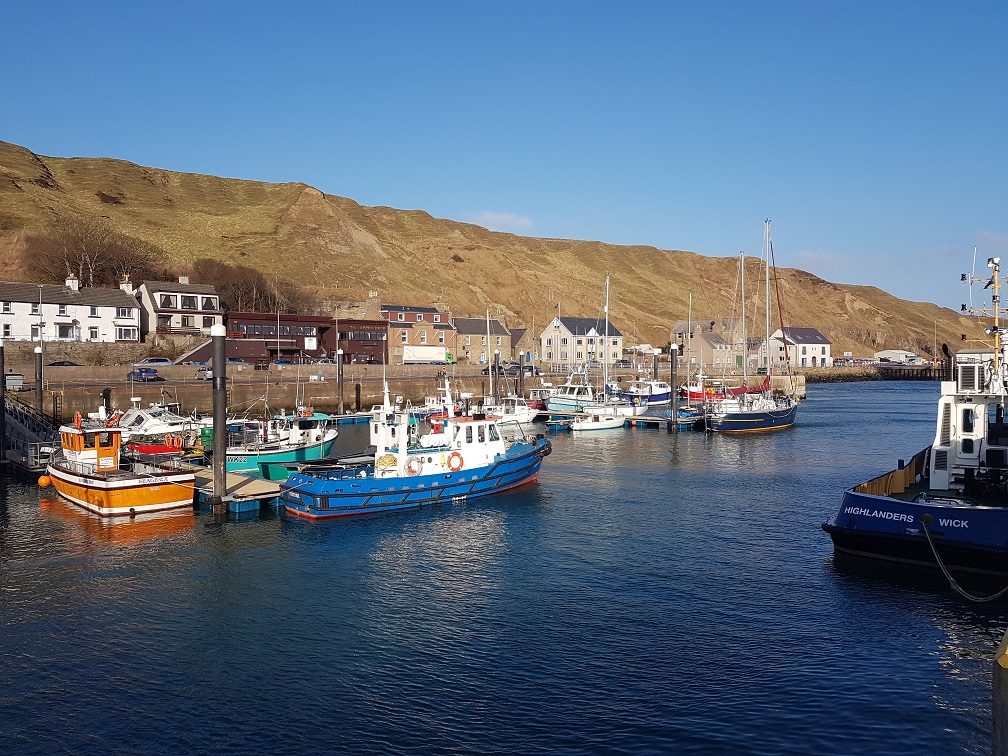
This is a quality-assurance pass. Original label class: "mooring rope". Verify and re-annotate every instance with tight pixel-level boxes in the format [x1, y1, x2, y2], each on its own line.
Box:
[920, 515, 1008, 602]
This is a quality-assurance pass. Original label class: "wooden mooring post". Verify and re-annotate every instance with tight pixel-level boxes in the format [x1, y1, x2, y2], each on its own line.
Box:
[995, 628, 1008, 755]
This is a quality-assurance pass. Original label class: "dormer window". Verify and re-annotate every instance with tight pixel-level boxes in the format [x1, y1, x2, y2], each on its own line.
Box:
[202, 297, 217, 311]
[159, 294, 176, 309]
[397, 312, 404, 322]
[181, 296, 197, 310]
[433, 314, 440, 323]
[416, 314, 424, 322]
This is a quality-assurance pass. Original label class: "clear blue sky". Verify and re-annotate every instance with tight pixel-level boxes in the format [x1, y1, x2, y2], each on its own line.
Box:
[3, 1, 1006, 309]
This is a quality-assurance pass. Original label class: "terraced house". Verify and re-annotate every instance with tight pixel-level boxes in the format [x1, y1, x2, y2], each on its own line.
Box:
[539, 316, 624, 372]
[0, 275, 140, 343]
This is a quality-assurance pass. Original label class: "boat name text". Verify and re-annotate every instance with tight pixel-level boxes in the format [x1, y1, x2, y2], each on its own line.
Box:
[844, 507, 914, 523]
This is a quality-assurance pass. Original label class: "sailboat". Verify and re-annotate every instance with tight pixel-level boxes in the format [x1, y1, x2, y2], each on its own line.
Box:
[706, 220, 799, 432]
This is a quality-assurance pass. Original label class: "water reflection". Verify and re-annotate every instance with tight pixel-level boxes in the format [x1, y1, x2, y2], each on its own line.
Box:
[39, 496, 195, 546]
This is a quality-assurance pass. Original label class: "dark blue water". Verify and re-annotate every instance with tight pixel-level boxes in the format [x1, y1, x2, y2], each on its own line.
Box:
[1, 382, 1003, 754]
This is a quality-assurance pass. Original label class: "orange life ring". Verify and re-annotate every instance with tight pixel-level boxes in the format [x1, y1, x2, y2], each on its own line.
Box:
[447, 451, 463, 472]
[165, 434, 175, 448]
[105, 412, 121, 427]
[73, 411, 82, 430]
[174, 434, 184, 449]
[406, 456, 423, 476]
[298, 409, 312, 418]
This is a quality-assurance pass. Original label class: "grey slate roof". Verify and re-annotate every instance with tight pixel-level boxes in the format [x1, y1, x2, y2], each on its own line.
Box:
[510, 327, 527, 344]
[452, 317, 510, 336]
[780, 327, 830, 345]
[0, 281, 138, 308]
[381, 304, 440, 314]
[558, 316, 624, 338]
[141, 280, 219, 296]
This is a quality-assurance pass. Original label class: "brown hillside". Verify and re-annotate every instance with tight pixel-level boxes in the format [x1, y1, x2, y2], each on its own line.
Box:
[0, 140, 984, 357]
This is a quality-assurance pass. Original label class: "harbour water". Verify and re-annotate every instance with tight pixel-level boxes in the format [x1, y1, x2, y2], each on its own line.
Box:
[0, 381, 1003, 754]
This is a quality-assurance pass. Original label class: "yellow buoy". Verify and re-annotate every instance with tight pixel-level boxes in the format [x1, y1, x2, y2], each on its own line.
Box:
[38, 475, 52, 487]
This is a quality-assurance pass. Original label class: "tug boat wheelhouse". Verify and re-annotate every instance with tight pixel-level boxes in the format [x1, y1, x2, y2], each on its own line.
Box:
[823, 255, 1008, 585]
[43, 413, 195, 516]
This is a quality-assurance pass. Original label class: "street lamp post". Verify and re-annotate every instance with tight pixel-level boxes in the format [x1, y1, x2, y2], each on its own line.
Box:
[37, 284, 43, 391]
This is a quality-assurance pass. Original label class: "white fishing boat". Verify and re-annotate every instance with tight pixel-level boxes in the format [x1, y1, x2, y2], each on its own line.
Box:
[571, 411, 625, 431]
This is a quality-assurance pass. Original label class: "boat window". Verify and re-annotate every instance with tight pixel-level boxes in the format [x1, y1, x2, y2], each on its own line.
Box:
[83, 433, 96, 449]
[963, 408, 975, 434]
[300, 419, 318, 429]
[466, 426, 473, 444]
[488, 424, 499, 441]
[478, 425, 486, 443]
[97, 432, 113, 447]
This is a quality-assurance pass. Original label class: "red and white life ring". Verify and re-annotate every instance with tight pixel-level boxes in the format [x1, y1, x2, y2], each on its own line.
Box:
[406, 456, 423, 476]
[447, 451, 463, 472]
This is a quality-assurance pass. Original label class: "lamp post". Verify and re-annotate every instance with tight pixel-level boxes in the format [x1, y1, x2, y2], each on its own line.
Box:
[37, 284, 43, 390]
[337, 348, 344, 415]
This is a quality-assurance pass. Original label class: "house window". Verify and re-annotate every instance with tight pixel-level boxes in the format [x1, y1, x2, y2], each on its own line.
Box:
[561, 351, 568, 360]
[801, 346, 807, 355]
[547, 351, 553, 360]
[439, 332, 445, 344]
[57, 324, 74, 339]
[577, 352, 583, 360]
[116, 327, 137, 341]
[2, 324, 10, 338]
[612, 338, 617, 346]
[576, 338, 583, 346]
[31, 303, 39, 316]
[239, 324, 248, 334]
[89, 326, 98, 340]
[202, 297, 216, 310]
[822, 347, 826, 355]
[157, 314, 171, 328]
[181, 296, 197, 309]
[546, 338, 552, 346]
[420, 331, 427, 344]
[90, 306, 98, 317]
[466, 336, 471, 346]
[159, 294, 176, 308]
[1, 302, 9, 314]
[481, 336, 487, 346]
[181, 316, 193, 328]
[416, 314, 424, 322]
[58, 304, 67, 316]
[434, 314, 440, 323]
[397, 312, 404, 321]
[561, 337, 568, 346]
[30, 325, 40, 340]
[401, 330, 407, 343]
[496, 336, 501, 346]
[254, 325, 262, 335]
[117, 307, 132, 319]
[203, 316, 214, 328]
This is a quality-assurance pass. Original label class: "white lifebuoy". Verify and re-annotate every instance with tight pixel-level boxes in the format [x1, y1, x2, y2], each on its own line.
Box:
[406, 456, 423, 476]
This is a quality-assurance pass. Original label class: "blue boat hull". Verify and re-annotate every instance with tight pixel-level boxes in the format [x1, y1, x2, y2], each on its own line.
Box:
[823, 487, 1008, 580]
[226, 437, 338, 481]
[280, 438, 552, 519]
[706, 403, 797, 432]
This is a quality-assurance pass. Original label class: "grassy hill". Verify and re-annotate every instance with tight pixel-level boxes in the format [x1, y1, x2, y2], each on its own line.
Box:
[0, 139, 983, 357]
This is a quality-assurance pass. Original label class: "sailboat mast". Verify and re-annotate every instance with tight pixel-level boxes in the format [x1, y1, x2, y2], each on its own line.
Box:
[740, 251, 748, 388]
[765, 219, 771, 376]
[604, 274, 610, 388]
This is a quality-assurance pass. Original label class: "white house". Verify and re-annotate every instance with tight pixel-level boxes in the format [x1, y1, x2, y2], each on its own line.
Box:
[768, 327, 833, 368]
[137, 276, 223, 341]
[0, 276, 140, 343]
[539, 316, 624, 372]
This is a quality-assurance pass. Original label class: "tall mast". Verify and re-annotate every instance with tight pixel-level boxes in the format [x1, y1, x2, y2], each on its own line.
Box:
[604, 274, 610, 389]
[765, 219, 771, 376]
[740, 251, 748, 389]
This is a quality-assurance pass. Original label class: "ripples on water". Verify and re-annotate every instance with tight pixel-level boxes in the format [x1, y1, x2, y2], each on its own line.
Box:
[0, 382, 1003, 754]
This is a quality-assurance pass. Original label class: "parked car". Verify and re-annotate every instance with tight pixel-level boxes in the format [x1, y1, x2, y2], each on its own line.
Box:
[132, 357, 174, 367]
[127, 367, 162, 382]
[225, 357, 249, 365]
[315, 358, 337, 365]
[47, 360, 81, 367]
[195, 366, 213, 380]
[274, 359, 296, 365]
[615, 359, 632, 369]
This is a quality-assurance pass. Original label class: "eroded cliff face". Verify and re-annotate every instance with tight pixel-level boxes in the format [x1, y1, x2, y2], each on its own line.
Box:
[0, 140, 976, 355]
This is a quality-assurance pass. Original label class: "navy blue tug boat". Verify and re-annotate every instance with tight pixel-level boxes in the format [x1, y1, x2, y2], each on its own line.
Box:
[823, 256, 1008, 589]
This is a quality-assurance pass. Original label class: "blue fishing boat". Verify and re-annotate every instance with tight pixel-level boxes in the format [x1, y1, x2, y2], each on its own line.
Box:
[225, 408, 338, 481]
[280, 407, 551, 519]
[607, 379, 673, 406]
[823, 255, 1008, 590]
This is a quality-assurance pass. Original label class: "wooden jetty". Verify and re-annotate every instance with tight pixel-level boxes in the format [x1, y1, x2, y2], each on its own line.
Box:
[877, 364, 942, 381]
[189, 465, 282, 513]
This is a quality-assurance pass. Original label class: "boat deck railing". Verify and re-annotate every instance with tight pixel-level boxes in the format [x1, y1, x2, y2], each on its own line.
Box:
[54, 455, 189, 479]
[853, 447, 929, 497]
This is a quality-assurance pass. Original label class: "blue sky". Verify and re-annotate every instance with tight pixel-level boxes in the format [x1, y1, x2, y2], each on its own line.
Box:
[2, 1, 1006, 309]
